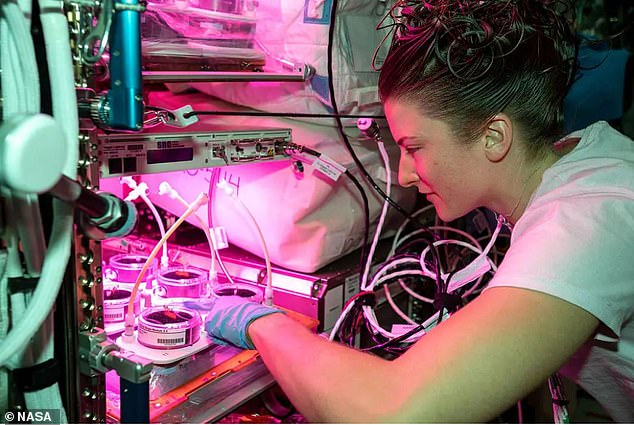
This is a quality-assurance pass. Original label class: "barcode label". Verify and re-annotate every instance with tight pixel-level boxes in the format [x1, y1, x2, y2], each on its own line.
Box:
[157, 338, 185, 345]
[104, 307, 125, 322]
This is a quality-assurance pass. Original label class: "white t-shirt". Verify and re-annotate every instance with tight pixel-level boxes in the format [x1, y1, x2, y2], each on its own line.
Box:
[486, 121, 634, 422]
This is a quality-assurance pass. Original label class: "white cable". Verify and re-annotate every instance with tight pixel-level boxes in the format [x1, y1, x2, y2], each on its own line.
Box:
[383, 284, 418, 326]
[363, 304, 416, 341]
[369, 256, 420, 280]
[418, 216, 503, 292]
[461, 261, 498, 299]
[418, 239, 480, 278]
[0, 251, 8, 413]
[389, 204, 435, 258]
[0, 3, 73, 422]
[121, 178, 169, 268]
[360, 141, 392, 290]
[8, 0, 74, 420]
[408, 225, 493, 298]
[361, 220, 501, 343]
[389, 225, 483, 264]
[364, 269, 435, 342]
[1, 1, 39, 113]
[22, 305, 67, 423]
[329, 141, 393, 340]
[1, 0, 40, 281]
[1, 14, 25, 115]
[0, 209, 72, 367]
[328, 295, 360, 341]
[366, 257, 436, 316]
[0, 0, 75, 371]
[123, 193, 209, 339]
[398, 278, 434, 304]
[217, 180, 274, 306]
[429, 225, 483, 252]
[157, 181, 232, 286]
[372, 269, 425, 288]
[38, 0, 79, 174]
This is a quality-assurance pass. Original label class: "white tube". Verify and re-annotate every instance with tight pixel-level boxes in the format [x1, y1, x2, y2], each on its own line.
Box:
[217, 180, 274, 306]
[232, 195, 274, 306]
[157, 181, 227, 285]
[26, 3, 75, 420]
[383, 284, 418, 326]
[22, 312, 68, 423]
[0, 0, 76, 373]
[328, 143, 393, 340]
[122, 178, 169, 267]
[39, 0, 79, 174]
[389, 204, 435, 258]
[1, 6, 26, 115]
[139, 192, 169, 267]
[124, 194, 209, 339]
[1, 0, 41, 280]
[0, 209, 72, 366]
[360, 141, 391, 290]
[1, 0, 39, 114]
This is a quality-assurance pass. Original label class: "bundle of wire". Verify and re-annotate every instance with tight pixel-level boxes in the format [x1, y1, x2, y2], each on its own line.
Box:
[329, 204, 503, 356]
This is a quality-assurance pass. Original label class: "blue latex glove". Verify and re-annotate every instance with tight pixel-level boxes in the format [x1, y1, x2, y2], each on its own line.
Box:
[204, 296, 283, 350]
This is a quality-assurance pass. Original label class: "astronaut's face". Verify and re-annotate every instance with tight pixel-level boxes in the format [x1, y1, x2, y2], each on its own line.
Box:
[384, 98, 490, 222]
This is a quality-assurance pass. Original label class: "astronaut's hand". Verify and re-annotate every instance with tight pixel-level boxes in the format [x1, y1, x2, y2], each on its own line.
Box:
[204, 295, 283, 350]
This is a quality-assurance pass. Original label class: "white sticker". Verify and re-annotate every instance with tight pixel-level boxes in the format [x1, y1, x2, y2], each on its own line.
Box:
[344, 274, 360, 303]
[138, 326, 187, 348]
[210, 226, 229, 250]
[312, 154, 346, 181]
[391, 324, 420, 334]
[323, 284, 344, 332]
[104, 306, 125, 322]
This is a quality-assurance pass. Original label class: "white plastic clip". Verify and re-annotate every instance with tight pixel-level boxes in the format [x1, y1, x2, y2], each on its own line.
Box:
[165, 105, 198, 128]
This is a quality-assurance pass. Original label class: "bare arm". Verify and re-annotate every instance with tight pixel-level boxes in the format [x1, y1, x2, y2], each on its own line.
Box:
[249, 286, 598, 422]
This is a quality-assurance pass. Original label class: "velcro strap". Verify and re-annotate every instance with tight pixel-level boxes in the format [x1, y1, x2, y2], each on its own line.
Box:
[7, 277, 39, 295]
[13, 359, 59, 392]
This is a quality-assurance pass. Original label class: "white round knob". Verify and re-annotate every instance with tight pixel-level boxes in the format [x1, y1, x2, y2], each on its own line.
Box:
[0, 114, 67, 193]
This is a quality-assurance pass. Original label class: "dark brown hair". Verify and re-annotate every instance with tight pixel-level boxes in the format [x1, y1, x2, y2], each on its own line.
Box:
[378, 0, 578, 157]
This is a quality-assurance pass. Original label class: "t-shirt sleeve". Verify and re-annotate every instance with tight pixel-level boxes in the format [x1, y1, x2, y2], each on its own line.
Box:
[485, 194, 634, 340]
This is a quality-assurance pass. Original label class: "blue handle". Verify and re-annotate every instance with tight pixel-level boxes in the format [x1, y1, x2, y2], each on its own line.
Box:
[107, 0, 143, 131]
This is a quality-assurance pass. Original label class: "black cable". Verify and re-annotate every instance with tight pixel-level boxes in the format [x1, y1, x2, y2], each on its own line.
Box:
[325, 8, 411, 220]
[325, 0, 444, 293]
[395, 236, 437, 256]
[285, 142, 370, 280]
[334, 291, 372, 345]
[184, 110, 386, 120]
[320, 2, 450, 351]
[361, 320, 425, 353]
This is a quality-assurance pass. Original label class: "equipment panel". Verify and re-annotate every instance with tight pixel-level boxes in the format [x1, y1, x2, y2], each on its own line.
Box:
[96, 128, 292, 177]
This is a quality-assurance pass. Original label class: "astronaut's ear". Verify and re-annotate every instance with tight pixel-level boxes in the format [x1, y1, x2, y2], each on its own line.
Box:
[482, 114, 512, 162]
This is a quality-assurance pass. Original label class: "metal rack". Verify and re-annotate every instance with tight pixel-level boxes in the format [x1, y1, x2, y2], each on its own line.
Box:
[59, 1, 311, 422]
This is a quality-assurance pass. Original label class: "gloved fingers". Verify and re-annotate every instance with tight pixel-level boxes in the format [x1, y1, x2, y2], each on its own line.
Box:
[204, 295, 283, 350]
[205, 321, 254, 349]
[182, 299, 215, 311]
[183, 295, 255, 313]
[208, 334, 232, 347]
[211, 295, 257, 309]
